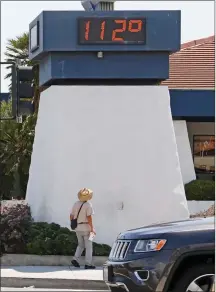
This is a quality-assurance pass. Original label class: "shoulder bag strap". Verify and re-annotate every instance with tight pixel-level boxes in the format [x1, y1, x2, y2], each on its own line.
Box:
[76, 201, 86, 220]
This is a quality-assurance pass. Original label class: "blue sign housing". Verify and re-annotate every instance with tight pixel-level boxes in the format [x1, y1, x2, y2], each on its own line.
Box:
[29, 10, 181, 86]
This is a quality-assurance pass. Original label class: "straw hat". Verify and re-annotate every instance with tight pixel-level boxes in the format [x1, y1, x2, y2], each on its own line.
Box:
[78, 188, 93, 202]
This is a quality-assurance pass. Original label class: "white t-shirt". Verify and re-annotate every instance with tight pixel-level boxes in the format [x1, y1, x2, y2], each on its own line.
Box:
[71, 201, 94, 232]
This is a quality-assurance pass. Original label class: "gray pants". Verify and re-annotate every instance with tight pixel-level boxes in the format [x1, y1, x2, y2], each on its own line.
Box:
[73, 231, 93, 266]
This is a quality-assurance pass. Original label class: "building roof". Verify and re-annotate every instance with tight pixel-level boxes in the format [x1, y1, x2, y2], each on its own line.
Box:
[162, 36, 215, 89]
[0, 93, 10, 102]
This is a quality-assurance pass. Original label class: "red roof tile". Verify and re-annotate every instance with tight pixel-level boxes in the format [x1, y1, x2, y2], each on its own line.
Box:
[162, 36, 215, 89]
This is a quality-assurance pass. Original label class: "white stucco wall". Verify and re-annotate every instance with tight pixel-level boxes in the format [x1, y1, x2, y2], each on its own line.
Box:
[3, 200, 213, 217]
[26, 85, 189, 246]
[173, 120, 196, 184]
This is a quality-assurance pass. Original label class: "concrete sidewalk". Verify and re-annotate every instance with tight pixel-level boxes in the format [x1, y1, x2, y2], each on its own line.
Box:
[1, 266, 108, 290]
[1, 254, 108, 267]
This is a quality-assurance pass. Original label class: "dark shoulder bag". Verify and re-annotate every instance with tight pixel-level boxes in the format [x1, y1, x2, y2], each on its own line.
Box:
[70, 202, 86, 230]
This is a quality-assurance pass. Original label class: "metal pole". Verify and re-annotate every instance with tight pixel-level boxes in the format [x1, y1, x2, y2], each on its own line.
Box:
[11, 64, 17, 117]
[0, 61, 17, 120]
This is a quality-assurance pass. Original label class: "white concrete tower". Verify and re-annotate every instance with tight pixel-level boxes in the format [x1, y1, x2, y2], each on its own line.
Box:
[26, 10, 190, 246]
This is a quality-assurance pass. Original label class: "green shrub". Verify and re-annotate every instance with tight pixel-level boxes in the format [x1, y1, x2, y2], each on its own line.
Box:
[26, 222, 111, 256]
[185, 180, 215, 201]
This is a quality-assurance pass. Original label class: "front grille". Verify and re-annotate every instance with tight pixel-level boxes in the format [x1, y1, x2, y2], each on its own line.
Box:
[109, 240, 131, 260]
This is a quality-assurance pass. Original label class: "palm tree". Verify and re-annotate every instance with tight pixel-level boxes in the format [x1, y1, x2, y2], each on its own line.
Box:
[4, 32, 40, 112]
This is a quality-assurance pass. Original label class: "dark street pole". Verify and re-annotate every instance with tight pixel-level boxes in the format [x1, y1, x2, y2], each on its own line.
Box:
[0, 61, 17, 120]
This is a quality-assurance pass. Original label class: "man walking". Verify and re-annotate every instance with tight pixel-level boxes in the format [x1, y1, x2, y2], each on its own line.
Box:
[70, 188, 96, 269]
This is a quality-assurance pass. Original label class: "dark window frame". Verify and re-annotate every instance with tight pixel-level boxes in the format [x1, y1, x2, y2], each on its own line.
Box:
[193, 134, 215, 174]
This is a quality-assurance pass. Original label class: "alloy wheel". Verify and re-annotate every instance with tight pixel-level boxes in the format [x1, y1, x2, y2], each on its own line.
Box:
[186, 274, 215, 292]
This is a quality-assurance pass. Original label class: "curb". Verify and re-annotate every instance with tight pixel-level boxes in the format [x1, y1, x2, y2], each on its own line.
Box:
[2, 254, 108, 267]
[1, 277, 108, 290]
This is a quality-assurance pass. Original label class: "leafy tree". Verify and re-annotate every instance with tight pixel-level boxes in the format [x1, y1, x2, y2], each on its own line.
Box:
[0, 101, 37, 199]
[1, 31, 41, 199]
[4, 32, 40, 112]
[0, 100, 15, 199]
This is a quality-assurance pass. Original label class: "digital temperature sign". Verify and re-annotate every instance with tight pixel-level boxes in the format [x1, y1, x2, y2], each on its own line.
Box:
[78, 17, 146, 45]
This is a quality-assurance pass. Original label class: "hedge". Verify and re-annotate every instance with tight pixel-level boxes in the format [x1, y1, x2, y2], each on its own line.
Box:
[185, 179, 215, 201]
[0, 203, 111, 257]
[26, 222, 111, 256]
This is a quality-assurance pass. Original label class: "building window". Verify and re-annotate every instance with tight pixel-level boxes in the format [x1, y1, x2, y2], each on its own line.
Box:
[193, 135, 215, 174]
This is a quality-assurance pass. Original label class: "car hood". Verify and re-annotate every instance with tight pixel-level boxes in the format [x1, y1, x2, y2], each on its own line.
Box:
[117, 217, 214, 240]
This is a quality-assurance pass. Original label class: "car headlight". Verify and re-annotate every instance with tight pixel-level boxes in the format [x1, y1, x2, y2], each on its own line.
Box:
[134, 239, 167, 253]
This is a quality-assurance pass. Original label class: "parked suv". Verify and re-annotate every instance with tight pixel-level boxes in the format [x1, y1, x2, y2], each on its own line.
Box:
[103, 217, 215, 292]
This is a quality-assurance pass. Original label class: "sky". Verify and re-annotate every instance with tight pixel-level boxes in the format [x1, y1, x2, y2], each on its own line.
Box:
[1, 0, 215, 92]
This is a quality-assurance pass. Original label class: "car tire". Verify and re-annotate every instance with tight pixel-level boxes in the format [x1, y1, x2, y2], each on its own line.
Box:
[172, 263, 215, 292]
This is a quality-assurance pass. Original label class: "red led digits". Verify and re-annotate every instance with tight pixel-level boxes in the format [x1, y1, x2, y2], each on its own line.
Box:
[100, 21, 106, 40]
[128, 20, 142, 33]
[112, 20, 127, 41]
[112, 19, 143, 42]
[85, 21, 90, 40]
[81, 18, 144, 43]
